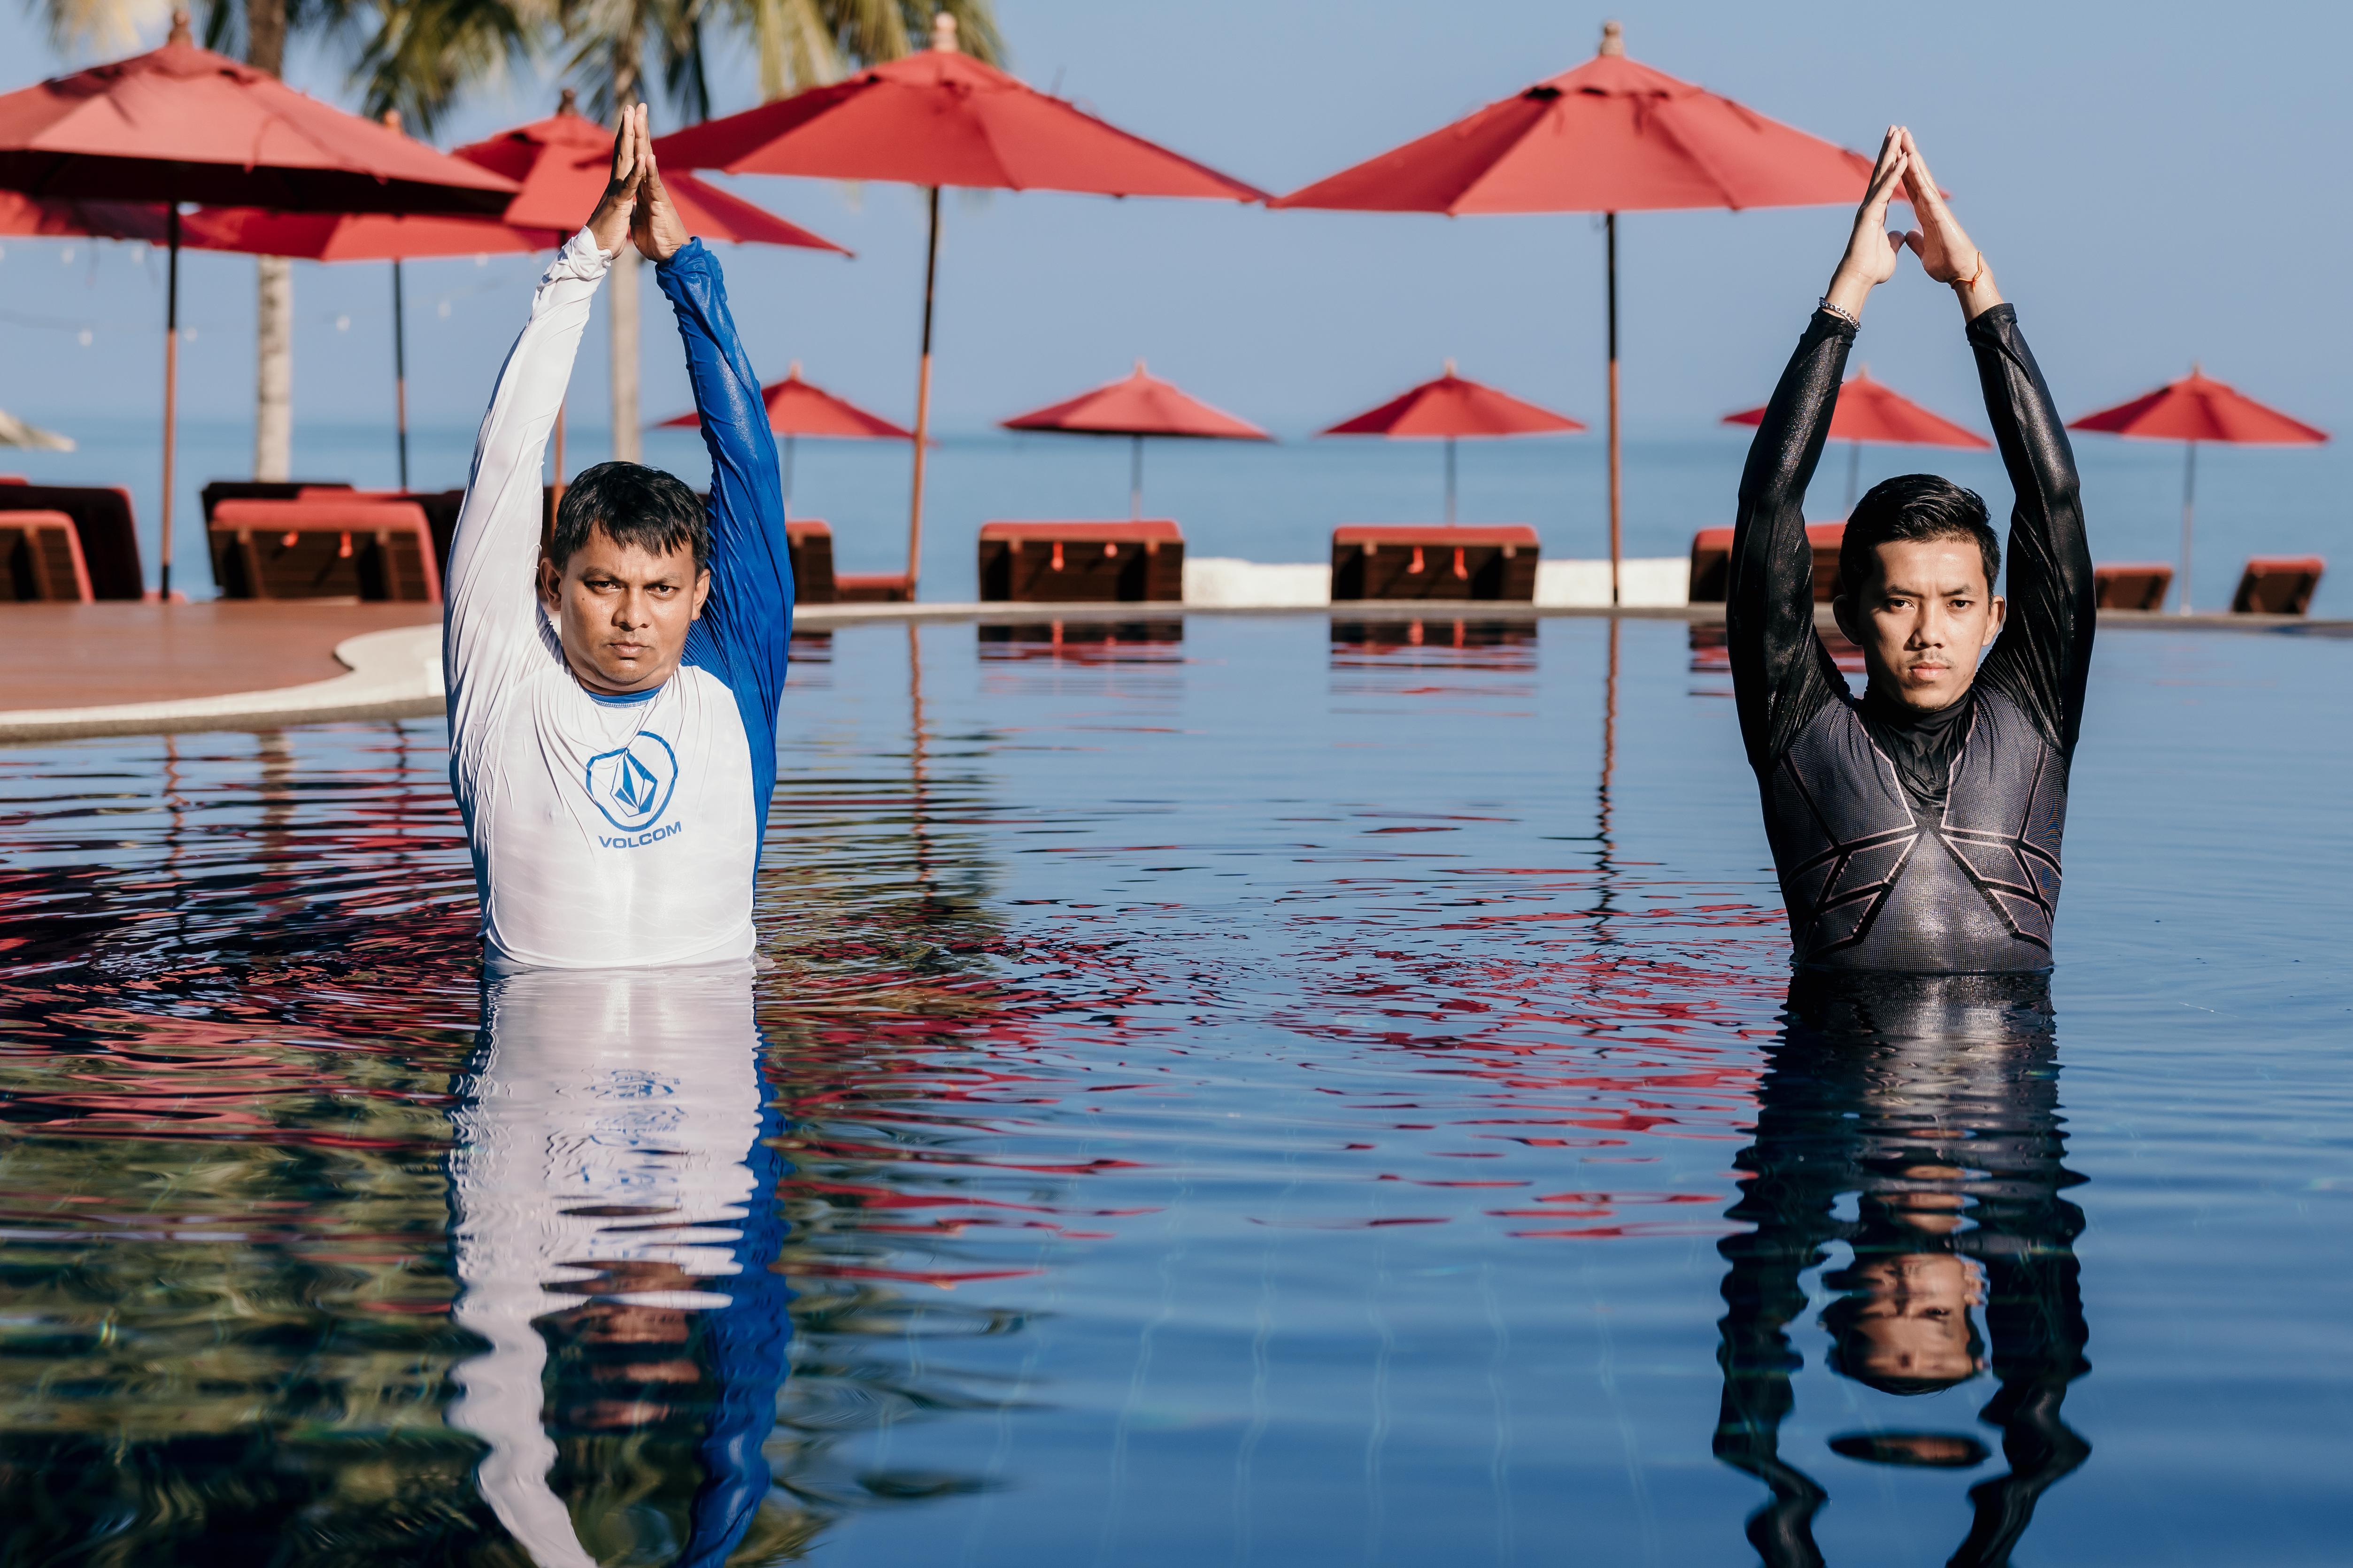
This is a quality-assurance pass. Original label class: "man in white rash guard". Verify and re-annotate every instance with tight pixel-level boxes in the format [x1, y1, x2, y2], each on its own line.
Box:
[444, 106, 793, 969]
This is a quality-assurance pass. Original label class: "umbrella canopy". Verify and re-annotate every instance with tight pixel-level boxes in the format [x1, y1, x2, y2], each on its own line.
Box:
[1725, 366, 1988, 515]
[658, 361, 912, 439]
[1002, 361, 1270, 441]
[1273, 21, 1882, 601]
[1272, 47, 1875, 216]
[0, 21, 516, 215]
[175, 205, 549, 261]
[1002, 360, 1266, 520]
[457, 98, 846, 253]
[1324, 363, 1584, 439]
[0, 408, 75, 451]
[1722, 368, 1988, 448]
[658, 361, 911, 517]
[2069, 369, 2329, 446]
[0, 188, 166, 238]
[1321, 361, 1582, 523]
[2069, 368, 2327, 613]
[0, 10, 522, 598]
[656, 13, 1266, 593]
[655, 39, 1266, 200]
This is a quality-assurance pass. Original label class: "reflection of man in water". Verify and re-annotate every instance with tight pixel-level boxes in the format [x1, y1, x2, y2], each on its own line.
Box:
[1714, 973, 2090, 1567]
[448, 965, 791, 1566]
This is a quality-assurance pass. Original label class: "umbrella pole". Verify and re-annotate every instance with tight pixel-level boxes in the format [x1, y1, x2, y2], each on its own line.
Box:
[392, 258, 410, 491]
[905, 185, 942, 596]
[2178, 439, 2198, 615]
[1130, 434, 1142, 521]
[1605, 212, 1622, 607]
[782, 434, 795, 519]
[159, 206, 180, 602]
[1845, 440, 1860, 516]
[1445, 436, 1457, 524]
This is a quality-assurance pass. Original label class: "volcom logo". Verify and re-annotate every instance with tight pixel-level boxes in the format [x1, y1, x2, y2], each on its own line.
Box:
[583, 732, 679, 833]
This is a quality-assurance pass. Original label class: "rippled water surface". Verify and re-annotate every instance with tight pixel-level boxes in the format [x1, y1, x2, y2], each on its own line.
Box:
[2, 613, 2349, 1566]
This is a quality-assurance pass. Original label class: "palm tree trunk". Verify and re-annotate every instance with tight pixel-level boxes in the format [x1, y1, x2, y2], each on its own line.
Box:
[254, 258, 293, 480]
[247, 0, 293, 482]
[608, 252, 641, 462]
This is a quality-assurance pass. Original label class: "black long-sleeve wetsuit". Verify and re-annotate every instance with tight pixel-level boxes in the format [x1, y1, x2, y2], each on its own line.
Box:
[1728, 305, 2096, 972]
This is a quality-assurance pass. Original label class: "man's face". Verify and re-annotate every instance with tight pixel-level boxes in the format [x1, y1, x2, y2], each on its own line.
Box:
[538, 526, 710, 696]
[1834, 537, 2005, 713]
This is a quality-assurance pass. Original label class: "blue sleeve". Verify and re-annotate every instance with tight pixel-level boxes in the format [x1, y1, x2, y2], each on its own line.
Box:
[658, 240, 793, 846]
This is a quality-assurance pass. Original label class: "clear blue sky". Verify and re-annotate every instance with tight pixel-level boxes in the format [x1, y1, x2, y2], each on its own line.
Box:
[2, 0, 2346, 447]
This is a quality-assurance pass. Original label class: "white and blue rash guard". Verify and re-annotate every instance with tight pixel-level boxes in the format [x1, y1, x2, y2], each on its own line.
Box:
[444, 230, 793, 969]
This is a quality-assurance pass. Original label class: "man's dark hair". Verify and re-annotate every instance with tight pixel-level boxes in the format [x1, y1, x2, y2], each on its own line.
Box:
[550, 461, 709, 572]
[1838, 474, 1999, 599]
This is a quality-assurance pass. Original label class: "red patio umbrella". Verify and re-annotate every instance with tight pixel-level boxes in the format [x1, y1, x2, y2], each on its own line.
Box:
[0, 10, 517, 596]
[1321, 360, 1584, 523]
[182, 98, 846, 492]
[2068, 368, 2327, 613]
[657, 360, 912, 515]
[1723, 366, 1989, 515]
[455, 93, 845, 251]
[1001, 360, 1269, 519]
[657, 14, 1267, 594]
[1274, 21, 1887, 603]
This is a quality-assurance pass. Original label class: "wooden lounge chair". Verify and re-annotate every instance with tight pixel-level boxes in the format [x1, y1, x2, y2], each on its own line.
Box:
[979, 521, 1185, 603]
[833, 572, 913, 603]
[2230, 556, 2324, 616]
[1688, 523, 1845, 604]
[2092, 563, 2174, 611]
[1331, 524, 1539, 602]
[0, 509, 93, 601]
[786, 520, 838, 604]
[209, 498, 442, 602]
[200, 480, 355, 522]
[0, 483, 141, 599]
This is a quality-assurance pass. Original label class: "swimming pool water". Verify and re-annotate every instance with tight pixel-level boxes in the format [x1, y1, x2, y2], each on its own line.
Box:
[1, 613, 2348, 1565]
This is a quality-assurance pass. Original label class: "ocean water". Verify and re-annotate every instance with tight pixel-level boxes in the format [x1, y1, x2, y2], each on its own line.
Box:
[7, 414, 2346, 613]
[0, 612, 2346, 1563]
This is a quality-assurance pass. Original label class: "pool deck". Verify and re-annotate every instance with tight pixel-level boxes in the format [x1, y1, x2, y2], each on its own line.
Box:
[9, 598, 2346, 743]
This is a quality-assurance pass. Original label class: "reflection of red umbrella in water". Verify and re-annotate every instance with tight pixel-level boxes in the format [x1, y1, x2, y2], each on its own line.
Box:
[659, 15, 1266, 596]
[2068, 369, 2327, 614]
[1001, 361, 1268, 519]
[1321, 362, 1584, 523]
[177, 95, 845, 492]
[1722, 367, 1989, 515]
[0, 13, 517, 596]
[658, 361, 911, 516]
[1275, 22, 1889, 604]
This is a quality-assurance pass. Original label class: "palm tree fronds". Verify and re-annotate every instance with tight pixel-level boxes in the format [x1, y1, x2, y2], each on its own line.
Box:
[350, 0, 547, 133]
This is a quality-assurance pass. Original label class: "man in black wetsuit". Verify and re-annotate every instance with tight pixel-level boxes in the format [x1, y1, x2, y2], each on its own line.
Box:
[1730, 128, 2094, 973]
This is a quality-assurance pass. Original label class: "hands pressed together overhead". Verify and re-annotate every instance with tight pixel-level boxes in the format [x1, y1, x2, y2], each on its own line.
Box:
[584, 102, 692, 264]
[1824, 126, 2003, 323]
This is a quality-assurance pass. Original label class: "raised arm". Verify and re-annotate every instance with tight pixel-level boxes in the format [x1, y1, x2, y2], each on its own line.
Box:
[1727, 129, 1911, 770]
[443, 112, 645, 725]
[1899, 132, 2095, 757]
[635, 147, 795, 826]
